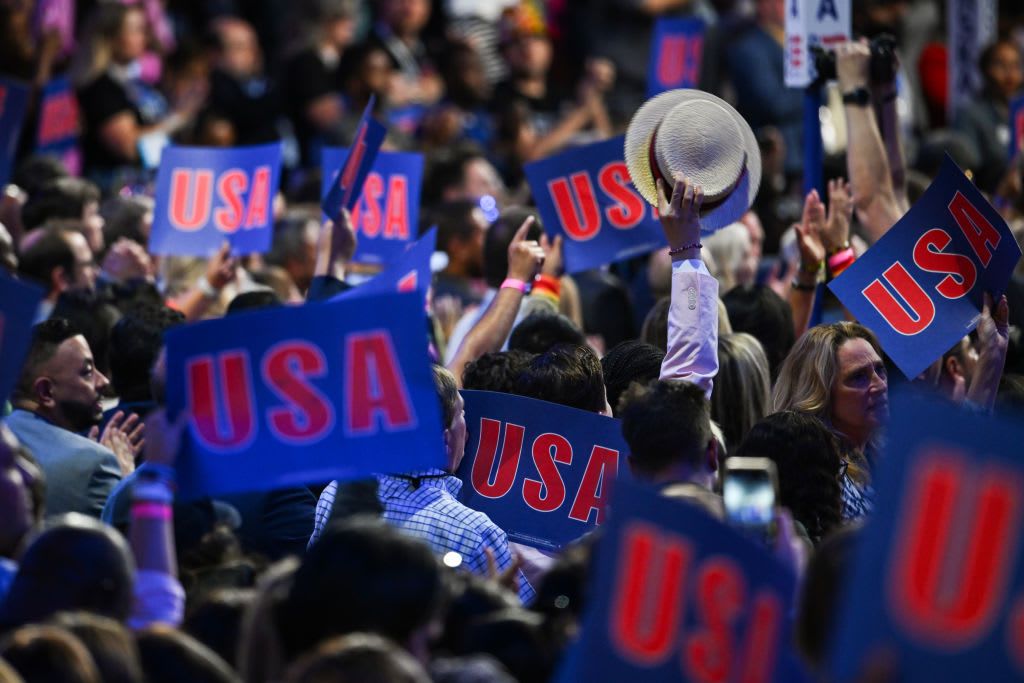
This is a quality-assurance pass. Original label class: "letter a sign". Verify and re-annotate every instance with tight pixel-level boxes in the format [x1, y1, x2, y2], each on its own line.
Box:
[785, 0, 851, 87]
[164, 291, 442, 499]
[828, 156, 1020, 378]
[829, 392, 1024, 682]
[150, 142, 283, 256]
[455, 390, 630, 551]
[524, 136, 666, 274]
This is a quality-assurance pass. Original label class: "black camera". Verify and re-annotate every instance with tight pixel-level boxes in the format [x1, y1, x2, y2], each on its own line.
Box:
[809, 34, 898, 87]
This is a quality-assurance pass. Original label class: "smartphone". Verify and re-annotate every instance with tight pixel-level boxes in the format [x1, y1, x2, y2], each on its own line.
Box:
[722, 457, 779, 544]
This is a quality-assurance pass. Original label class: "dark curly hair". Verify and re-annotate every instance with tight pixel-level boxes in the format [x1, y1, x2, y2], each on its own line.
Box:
[515, 344, 606, 413]
[734, 411, 843, 543]
[462, 350, 535, 394]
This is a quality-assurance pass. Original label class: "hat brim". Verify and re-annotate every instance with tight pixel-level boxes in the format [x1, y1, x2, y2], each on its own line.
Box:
[624, 89, 761, 234]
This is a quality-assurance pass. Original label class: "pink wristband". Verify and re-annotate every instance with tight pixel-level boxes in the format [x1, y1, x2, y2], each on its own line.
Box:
[500, 278, 528, 292]
[132, 501, 172, 520]
[827, 247, 855, 270]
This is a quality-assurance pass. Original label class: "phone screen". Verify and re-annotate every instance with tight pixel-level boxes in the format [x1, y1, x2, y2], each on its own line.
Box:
[722, 467, 776, 541]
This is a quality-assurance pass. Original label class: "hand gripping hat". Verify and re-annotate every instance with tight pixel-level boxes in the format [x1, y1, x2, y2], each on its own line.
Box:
[624, 89, 761, 233]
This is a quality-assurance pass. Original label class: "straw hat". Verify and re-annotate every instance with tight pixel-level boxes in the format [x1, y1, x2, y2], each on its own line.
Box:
[624, 89, 761, 233]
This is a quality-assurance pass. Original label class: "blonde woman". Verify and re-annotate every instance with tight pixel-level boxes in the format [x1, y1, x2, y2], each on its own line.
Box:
[771, 322, 888, 520]
[72, 3, 204, 188]
[710, 332, 771, 454]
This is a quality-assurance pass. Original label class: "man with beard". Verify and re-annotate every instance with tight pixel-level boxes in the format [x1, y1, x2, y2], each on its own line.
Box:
[4, 318, 140, 517]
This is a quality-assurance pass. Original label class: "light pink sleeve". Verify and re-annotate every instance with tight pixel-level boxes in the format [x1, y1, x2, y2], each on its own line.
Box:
[659, 259, 719, 398]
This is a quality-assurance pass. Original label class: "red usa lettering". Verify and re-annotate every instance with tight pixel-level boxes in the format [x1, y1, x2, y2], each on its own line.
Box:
[351, 172, 410, 240]
[470, 419, 618, 524]
[169, 166, 272, 232]
[1014, 109, 1024, 154]
[610, 522, 785, 680]
[862, 194, 1002, 335]
[38, 91, 78, 146]
[184, 332, 416, 452]
[547, 163, 656, 241]
[657, 35, 702, 87]
[887, 446, 1024, 652]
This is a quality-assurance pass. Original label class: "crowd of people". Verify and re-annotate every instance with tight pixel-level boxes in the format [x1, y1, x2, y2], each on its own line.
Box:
[1, 0, 1024, 680]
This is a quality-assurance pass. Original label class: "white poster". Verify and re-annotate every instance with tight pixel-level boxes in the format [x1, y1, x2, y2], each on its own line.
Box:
[785, 0, 852, 89]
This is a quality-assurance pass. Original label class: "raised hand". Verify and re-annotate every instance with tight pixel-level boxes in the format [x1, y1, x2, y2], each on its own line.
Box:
[823, 178, 853, 253]
[539, 233, 564, 279]
[506, 216, 546, 282]
[205, 241, 237, 291]
[657, 175, 704, 260]
[795, 189, 826, 268]
[95, 411, 145, 476]
[142, 408, 189, 468]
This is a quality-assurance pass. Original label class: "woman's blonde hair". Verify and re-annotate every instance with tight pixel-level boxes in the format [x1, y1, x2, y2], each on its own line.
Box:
[771, 321, 883, 422]
[702, 222, 752, 293]
[71, 4, 145, 87]
[711, 332, 770, 452]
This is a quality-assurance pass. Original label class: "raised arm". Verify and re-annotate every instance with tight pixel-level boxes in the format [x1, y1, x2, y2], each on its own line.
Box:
[171, 242, 236, 321]
[446, 217, 545, 386]
[790, 190, 827, 338]
[308, 208, 358, 302]
[965, 293, 1010, 412]
[657, 176, 719, 398]
[837, 40, 904, 242]
[127, 408, 187, 629]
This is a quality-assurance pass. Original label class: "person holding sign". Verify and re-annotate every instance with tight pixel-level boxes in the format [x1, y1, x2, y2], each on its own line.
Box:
[312, 366, 534, 604]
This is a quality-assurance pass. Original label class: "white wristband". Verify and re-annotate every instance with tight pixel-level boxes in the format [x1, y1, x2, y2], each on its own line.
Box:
[196, 276, 219, 299]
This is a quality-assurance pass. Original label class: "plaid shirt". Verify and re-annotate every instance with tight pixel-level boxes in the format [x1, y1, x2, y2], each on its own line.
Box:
[312, 469, 535, 604]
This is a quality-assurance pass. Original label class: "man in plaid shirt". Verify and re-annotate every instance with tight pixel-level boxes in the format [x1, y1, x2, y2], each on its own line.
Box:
[311, 365, 534, 604]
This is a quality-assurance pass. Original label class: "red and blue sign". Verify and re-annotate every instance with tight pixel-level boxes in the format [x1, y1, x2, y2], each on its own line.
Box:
[0, 76, 30, 188]
[321, 147, 423, 265]
[165, 291, 442, 499]
[828, 391, 1024, 681]
[1009, 93, 1024, 160]
[0, 271, 44, 405]
[149, 142, 283, 257]
[321, 98, 387, 222]
[648, 17, 705, 97]
[333, 226, 435, 304]
[566, 479, 805, 683]
[828, 155, 1021, 378]
[454, 390, 628, 551]
[35, 76, 81, 176]
[524, 136, 667, 274]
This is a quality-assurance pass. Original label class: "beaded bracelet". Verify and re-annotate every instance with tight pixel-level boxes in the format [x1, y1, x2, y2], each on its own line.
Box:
[668, 241, 703, 256]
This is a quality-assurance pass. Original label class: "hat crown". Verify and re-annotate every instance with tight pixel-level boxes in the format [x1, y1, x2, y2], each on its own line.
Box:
[655, 100, 746, 201]
[624, 88, 762, 233]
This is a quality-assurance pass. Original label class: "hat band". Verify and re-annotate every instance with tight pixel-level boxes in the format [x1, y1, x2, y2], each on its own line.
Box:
[646, 127, 747, 215]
